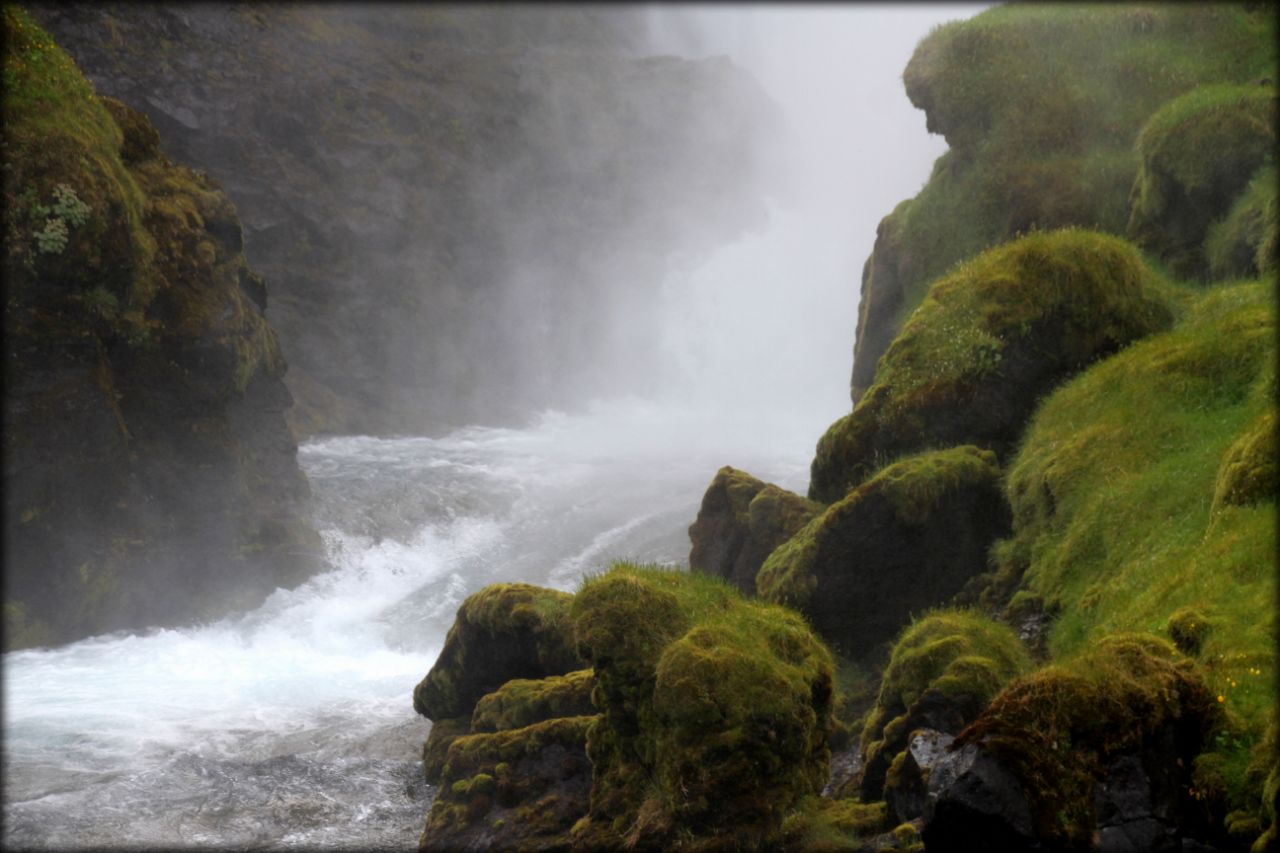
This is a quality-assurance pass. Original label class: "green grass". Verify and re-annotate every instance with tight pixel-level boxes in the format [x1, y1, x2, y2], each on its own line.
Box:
[956, 634, 1219, 847]
[813, 229, 1176, 502]
[1129, 83, 1277, 279]
[850, 3, 1276, 396]
[1206, 164, 1278, 280]
[1001, 279, 1276, 822]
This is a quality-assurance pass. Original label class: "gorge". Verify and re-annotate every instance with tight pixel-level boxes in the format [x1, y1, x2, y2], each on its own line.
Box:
[3, 4, 1276, 852]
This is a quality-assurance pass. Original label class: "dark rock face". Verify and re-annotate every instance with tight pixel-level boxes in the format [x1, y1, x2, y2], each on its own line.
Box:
[924, 635, 1219, 850]
[688, 467, 819, 597]
[3, 9, 320, 648]
[759, 446, 1011, 659]
[921, 742, 1038, 853]
[30, 4, 778, 435]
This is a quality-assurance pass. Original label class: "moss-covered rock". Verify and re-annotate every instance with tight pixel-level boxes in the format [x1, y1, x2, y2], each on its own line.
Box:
[1206, 164, 1279, 281]
[413, 584, 582, 723]
[421, 714, 597, 851]
[2, 7, 319, 648]
[471, 669, 595, 734]
[421, 716, 470, 785]
[1129, 83, 1278, 280]
[761, 447, 1009, 659]
[1212, 409, 1278, 516]
[849, 3, 1277, 401]
[927, 634, 1219, 849]
[854, 610, 1030, 819]
[993, 279, 1275, 832]
[688, 466, 820, 597]
[812, 230, 1175, 503]
[569, 564, 834, 850]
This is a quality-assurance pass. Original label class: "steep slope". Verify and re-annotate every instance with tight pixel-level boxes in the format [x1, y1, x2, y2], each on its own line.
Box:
[850, 3, 1275, 401]
[3, 7, 320, 648]
[30, 4, 780, 434]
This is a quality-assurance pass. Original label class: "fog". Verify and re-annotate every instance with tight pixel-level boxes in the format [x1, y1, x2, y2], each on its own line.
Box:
[630, 4, 993, 429]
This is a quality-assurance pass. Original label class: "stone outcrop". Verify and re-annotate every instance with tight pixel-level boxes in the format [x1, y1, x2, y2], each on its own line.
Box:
[2, 8, 320, 649]
[688, 467, 820, 597]
[415, 565, 836, 851]
[759, 447, 1010, 658]
[811, 230, 1175, 503]
[923, 635, 1219, 851]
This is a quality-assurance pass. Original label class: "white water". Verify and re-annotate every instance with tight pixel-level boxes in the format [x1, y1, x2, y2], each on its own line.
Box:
[2, 7, 988, 848]
[2, 397, 818, 849]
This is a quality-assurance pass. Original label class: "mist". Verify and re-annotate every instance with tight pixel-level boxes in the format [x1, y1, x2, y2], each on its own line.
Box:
[6, 5, 1000, 849]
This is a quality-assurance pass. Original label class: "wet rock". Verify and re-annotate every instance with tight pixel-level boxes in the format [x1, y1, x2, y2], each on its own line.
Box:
[1095, 754, 1178, 853]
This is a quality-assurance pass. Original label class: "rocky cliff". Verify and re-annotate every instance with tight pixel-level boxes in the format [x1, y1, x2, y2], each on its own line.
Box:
[29, 3, 779, 435]
[3, 7, 321, 649]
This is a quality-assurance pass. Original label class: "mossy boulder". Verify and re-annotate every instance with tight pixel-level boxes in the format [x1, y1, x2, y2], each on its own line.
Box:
[926, 634, 1219, 850]
[2, 8, 319, 648]
[570, 564, 835, 850]
[471, 669, 596, 734]
[413, 584, 582, 723]
[811, 230, 1175, 503]
[1206, 164, 1278, 281]
[1129, 83, 1278, 280]
[421, 714, 597, 852]
[849, 3, 1277, 401]
[1212, 409, 1277, 516]
[991, 279, 1276, 839]
[688, 466, 820, 596]
[761, 446, 1009, 659]
[855, 611, 1030, 819]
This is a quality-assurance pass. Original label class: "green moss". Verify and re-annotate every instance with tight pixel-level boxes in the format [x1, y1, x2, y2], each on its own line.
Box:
[421, 716, 470, 783]
[812, 229, 1175, 502]
[1206, 165, 1278, 280]
[1212, 409, 1277, 515]
[778, 797, 889, 851]
[1167, 607, 1212, 657]
[850, 3, 1276, 396]
[413, 583, 581, 721]
[471, 669, 595, 733]
[766, 446, 1003, 611]
[570, 563, 834, 848]
[957, 634, 1218, 848]
[425, 714, 596, 839]
[688, 467, 820, 596]
[858, 610, 1029, 804]
[1129, 83, 1277, 279]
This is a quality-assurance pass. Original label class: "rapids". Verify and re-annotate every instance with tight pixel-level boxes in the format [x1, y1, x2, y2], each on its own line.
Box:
[1, 393, 827, 849]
